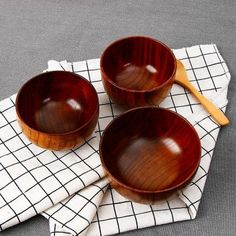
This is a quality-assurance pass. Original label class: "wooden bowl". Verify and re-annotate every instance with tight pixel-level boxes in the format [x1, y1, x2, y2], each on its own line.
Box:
[100, 36, 176, 109]
[16, 71, 99, 150]
[100, 107, 201, 204]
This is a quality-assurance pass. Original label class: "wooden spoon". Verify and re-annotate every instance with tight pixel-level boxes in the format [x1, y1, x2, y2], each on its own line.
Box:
[175, 60, 229, 126]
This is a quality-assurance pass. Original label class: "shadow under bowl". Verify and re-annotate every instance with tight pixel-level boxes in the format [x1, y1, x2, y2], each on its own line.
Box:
[100, 36, 176, 108]
[16, 71, 99, 150]
[100, 107, 201, 204]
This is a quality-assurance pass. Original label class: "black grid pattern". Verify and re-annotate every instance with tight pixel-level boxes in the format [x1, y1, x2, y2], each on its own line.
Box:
[0, 44, 230, 235]
[40, 44, 231, 236]
[43, 178, 109, 236]
[0, 94, 104, 230]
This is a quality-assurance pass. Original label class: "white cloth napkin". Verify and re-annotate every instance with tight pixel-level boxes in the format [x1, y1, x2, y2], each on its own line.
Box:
[0, 72, 104, 229]
[0, 44, 231, 235]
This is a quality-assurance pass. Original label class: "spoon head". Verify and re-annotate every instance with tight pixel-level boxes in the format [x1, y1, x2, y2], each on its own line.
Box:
[175, 60, 189, 85]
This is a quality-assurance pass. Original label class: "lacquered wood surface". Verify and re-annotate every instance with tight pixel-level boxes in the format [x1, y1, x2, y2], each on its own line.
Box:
[100, 107, 201, 204]
[175, 60, 229, 126]
[100, 36, 176, 108]
[16, 71, 99, 150]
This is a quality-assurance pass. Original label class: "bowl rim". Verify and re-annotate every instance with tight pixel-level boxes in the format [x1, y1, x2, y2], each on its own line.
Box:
[100, 35, 177, 93]
[15, 70, 99, 136]
[99, 106, 201, 193]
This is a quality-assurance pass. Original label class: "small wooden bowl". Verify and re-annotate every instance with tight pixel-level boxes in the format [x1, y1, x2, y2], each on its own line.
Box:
[100, 107, 201, 204]
[100, 36, 176, 109]
[16, 71, 99, 150]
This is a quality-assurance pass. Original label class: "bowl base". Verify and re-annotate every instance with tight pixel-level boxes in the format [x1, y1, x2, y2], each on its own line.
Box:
[115, 136, 182, 191]
[35, 98, 83, 133]
[114, 63, 160, 90]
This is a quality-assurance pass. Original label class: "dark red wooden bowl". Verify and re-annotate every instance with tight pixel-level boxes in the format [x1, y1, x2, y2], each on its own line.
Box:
[16, 71, 99, 150]
[100, 36, 176, 109]
[100, 107, 201, 204]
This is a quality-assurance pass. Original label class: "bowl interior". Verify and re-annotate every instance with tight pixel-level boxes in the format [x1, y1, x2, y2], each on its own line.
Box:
[100, 107, 201, 192]
[101, 36, 176, 91]
[16, 71, 98, 134]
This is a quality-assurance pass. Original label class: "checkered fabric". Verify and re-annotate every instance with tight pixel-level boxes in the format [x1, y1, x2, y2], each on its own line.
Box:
[0, 83, 104, 229]
[0, 44, 231, 236]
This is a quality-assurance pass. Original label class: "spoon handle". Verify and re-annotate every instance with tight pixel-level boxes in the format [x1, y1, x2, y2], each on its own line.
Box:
[181, 80, 229, 126]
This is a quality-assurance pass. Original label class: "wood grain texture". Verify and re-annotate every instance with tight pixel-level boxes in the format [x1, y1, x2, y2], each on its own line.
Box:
[100, 36, 176, 109]
[16, 71, 99, 150]
[100, 107, 201, 204]
[175, 60, 229, 126]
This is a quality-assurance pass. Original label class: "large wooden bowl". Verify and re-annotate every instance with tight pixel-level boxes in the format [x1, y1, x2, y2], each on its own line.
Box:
[100, 36, 176, 109]
[100, 107, 201, 204]
[16, 71, 99, 150]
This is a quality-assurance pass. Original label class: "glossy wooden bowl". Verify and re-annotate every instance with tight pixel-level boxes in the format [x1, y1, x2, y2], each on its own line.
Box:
[100, 36, 176, 109]
[16, 71, 99, 150]
[100, 107, 201, 204]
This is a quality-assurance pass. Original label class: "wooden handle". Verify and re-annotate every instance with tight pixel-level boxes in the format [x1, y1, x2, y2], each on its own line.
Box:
[184, 81, 229, 126]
